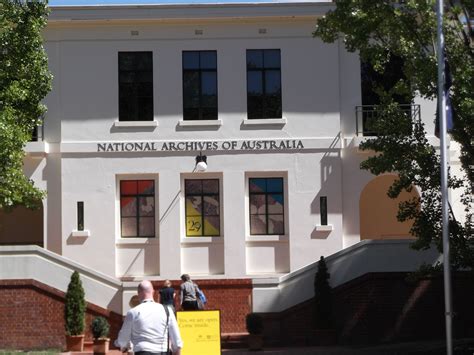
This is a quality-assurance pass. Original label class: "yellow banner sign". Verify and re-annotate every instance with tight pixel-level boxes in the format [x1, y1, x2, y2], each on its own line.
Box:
[177, 310, 221, 355]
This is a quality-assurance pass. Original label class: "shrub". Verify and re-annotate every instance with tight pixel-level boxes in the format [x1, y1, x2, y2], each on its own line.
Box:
[91, 316, 110, 339]
[313, 256, 332, 329]
[246, 313, 264, 335]
[64, 271, 86, 335]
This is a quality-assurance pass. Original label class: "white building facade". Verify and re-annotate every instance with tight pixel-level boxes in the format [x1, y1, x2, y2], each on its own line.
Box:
[3, 2, 443, 284]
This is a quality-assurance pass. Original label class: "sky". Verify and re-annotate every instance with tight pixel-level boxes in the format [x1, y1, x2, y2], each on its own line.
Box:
[49, 0, 319, 5]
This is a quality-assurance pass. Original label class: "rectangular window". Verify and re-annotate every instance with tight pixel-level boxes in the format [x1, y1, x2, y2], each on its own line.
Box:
[185, 179, 220, 236]
[249, 178, 284, 235]
[320, 196, 328, 226]
[182, 51, 218, 121]
[77, 201, 84, 231]
[120, 180, 155, 238]
[118, 52, 153, 121]
[247, 49, 282, 119]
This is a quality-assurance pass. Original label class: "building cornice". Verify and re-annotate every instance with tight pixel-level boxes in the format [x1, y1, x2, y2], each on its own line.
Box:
[48, 2, 333, 25]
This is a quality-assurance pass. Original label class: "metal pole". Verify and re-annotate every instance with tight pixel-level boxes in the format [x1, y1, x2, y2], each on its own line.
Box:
[436, 1, 453, 354]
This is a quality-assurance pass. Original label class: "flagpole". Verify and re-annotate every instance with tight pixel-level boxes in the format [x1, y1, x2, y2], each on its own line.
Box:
[436, 1, 453, 354]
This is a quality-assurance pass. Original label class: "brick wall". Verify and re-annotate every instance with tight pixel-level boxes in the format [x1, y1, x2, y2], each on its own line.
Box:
[0, 280, 122, 351]
[151, 278, 252, 334]
[0, 278, 252, 350]
[261, 272, 474, 346]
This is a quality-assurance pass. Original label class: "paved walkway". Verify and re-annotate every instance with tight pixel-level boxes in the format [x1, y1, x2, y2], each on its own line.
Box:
[58, 338, 474, 355]
[222, 338, 474, 354]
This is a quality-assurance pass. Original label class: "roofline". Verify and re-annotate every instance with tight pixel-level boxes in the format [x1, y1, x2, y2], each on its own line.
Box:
[48, 2, 332, 10]
[47, 2, 333, 24]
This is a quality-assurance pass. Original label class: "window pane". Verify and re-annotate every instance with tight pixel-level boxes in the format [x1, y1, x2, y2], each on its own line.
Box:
[184, 108, 200, 120]
[183, 52, 200, 69]
[200, 51, 217, 69]
[201, 107, 217, 120]
[202, 179, 219, 194]
[121, 181, 137, 195]
[247, 71, 263, 95]
[186, 216, 203, 236]
[204, 216, 220, 236]
[186, 196, 202, 216]
[203, 195, 219, 216]
[137, 97, 153, 121]
[119, 72, 136, 83]
[183, 71, 200, 101]
[248, 96, 263, 120]
[247, 50, 263, 69]
[249, 178, 266, 193]
[264, 95, 282, 119]
[139, 217, 155, 237]
[119, 52, 136, 71]
[139, 196, 155, 216]
[138, 180, 154, 194]
[250, 215, 267, 235]
[268, 214, 284, 234]
[201, 72, 217, 96]
[136, 52, 152, 70]
[121, 217, 137, 237]
[185, 180, 202, 194]
[264, 49, 280, 68]
[267, 178, 283, 193]
[121, 197, 137, 217]
[267, 194, 284, 214]
[250, 195, 266, 215]
[265, 70, 281, 95]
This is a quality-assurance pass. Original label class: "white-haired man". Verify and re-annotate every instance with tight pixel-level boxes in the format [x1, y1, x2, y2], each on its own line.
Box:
[115, 280, 183, 355]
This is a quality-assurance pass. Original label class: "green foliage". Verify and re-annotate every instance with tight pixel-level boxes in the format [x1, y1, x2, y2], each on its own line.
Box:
[91, 316, 110, 339]
[65, 271, 86, 336]
[314, 0, 474, 269]
[245, 313, 264, 335]
[313, 256, 332, 329]
[0, 0, 52, 211]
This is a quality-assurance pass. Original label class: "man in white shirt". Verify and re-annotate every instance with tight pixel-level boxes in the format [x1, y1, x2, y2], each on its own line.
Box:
[115, 280, 183, 355]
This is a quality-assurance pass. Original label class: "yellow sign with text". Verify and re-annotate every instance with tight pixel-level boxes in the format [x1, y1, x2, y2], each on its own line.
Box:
[177, 310, 221, 355]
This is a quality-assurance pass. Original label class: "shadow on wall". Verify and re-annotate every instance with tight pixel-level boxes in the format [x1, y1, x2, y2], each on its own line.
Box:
[359, 174, 419, 240]
[0, 206, 43, 246]
[311, 133, 342, 239]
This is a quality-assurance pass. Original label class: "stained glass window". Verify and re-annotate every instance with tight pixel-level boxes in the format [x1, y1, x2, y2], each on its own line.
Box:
[249, 178, 284, 235]
[120, 180, 155, 238]
[185, 179, 220, 236]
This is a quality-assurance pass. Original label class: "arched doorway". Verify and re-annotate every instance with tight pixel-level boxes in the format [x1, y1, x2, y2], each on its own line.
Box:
[0, 205, 44, 246]
[360, 175, 418, 240]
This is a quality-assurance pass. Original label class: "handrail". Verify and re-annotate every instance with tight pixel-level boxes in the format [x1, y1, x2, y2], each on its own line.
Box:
[355, 104, 421, 136]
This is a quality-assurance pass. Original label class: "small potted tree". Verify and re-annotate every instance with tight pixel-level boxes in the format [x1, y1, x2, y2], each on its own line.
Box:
[246, 313, 264, 350]
[313, 256, 336, 345]
[65, 271, 86, 351]
[92, 316, 110, 354]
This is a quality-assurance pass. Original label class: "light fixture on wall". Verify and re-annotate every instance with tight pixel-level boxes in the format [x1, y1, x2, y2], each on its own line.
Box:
[195, 152, 207, 172]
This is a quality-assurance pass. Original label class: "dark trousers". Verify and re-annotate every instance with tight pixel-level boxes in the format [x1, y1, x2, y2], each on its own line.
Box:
[182, 300, 198, 310]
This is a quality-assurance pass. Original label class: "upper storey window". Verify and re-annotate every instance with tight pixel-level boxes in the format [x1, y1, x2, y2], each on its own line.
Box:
[247, 49, 282, 119]
[182, 51, 218, 121]
[118, 52, 153, 122]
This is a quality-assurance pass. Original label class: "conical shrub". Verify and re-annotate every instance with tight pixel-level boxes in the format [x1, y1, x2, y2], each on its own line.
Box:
[313, 256, 332, 329]
[65, 271, 86, 335]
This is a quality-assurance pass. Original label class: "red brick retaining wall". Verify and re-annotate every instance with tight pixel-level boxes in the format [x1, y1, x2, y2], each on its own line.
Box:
[0, 280, 122, 351]
[0, 278, 252, 350]
[151, 279, 253, 333]
[261, 272, 474, 346]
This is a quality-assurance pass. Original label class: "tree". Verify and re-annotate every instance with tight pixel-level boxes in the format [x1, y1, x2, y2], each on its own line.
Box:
[314, 256, 332, 329]
[314, 1, 473, 269]
[65, 271, 86, 336]
[0, 0, 52, 210]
